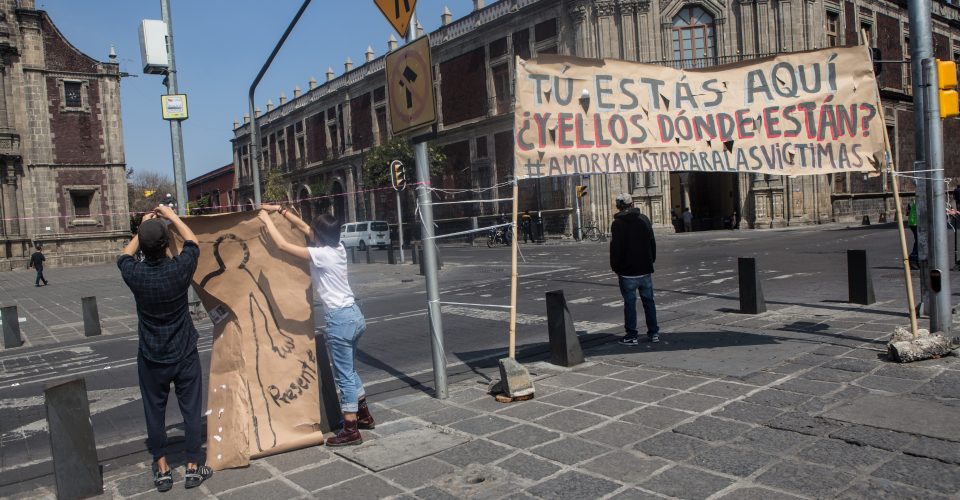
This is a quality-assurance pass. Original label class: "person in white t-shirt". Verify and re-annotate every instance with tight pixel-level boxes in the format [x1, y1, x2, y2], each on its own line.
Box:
[258, 204, 373, 447]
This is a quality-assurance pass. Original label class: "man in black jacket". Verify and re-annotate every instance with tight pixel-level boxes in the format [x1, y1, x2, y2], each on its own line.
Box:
[28, 245, 48, 287]
[610, 193, 659, 344]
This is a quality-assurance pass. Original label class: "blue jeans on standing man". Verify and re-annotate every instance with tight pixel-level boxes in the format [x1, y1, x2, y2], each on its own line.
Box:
[619, 275, 659, 339]
[324, 303, 366, 413]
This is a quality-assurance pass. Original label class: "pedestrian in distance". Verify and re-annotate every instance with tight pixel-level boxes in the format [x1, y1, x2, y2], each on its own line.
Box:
[28, 244, 48, 287]
[907, 201, 919, 269]
[521, 211, 533, 243]
[610, 193, 660, 344]
[682, 207, 693, 232]
[258, 204, 375, 447]
[118, 205, 212, 492]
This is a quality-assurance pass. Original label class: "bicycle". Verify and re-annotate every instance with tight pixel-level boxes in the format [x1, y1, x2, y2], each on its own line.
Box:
[580, 221, 603, 242]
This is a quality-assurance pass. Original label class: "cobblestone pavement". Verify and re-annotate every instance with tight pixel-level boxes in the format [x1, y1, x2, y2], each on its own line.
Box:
[8, 298, 960, 500]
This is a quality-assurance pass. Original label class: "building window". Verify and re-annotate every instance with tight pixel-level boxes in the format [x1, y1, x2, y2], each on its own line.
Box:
[905, 37, 912, 90]
[374, 86, 386, 102]
[826, 12, 839, 47]
[296, 136, 305, 165]
[476, 137, 488, 159]
[64, 81, 82, 107]
[294, 120, 303, 134]
[66, 186, 99, 226]
[534, 19, 558, 42]
[489, 38, 508, 59]
[375, 107, 388, 142]
[72, 192, 92, 217]
[492, 63, 511, 114]
[671, 6, 715, 68]
[861, 22, 873, 46]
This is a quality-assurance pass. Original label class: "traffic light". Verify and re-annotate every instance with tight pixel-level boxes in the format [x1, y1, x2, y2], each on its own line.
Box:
[576, 185, 588, 198]
[937, 59, 958, 119]
[390, 160, 406, 190]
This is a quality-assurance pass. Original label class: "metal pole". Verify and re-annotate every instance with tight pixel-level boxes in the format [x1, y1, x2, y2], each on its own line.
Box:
[396, 189, 405, 263]
[409, 13, 447, 399]
[160, 0, 186, 216]
[247, 0, 312, 207]
[909, 0, 951, 335]
[574, 181, 582, 241]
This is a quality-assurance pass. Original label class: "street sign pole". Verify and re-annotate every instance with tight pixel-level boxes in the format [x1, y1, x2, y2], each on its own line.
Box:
[407, 13, 447, 399]
[396, 189, 405, 263]
[908, 0, 952, 336]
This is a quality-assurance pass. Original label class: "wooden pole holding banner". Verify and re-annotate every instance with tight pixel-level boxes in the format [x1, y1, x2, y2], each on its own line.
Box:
[509, 180, 519, 359]
[865, 30, 918, 337]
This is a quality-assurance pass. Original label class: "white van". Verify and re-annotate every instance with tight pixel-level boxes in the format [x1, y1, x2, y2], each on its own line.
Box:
[340, 221, 390, 250]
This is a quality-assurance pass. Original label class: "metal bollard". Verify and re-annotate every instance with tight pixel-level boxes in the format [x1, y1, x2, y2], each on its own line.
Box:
[847, 250, 876, 305]
[738, 258, 767, 314]
[366, 247, 375, 264]
[82, 296, 101, 337]
[1, 305, 23, 348]
[412, 242, 420, 265]
[45, 377, 103, 498]
[545, 290, 585, 367]
[349, 247, 357, 264]
[387, 246, 397, 265]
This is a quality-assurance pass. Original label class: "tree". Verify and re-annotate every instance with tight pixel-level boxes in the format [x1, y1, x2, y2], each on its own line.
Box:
[127, 169, 176, 214]
[263, 168, 288, 202]
[362, 138, 446, 188]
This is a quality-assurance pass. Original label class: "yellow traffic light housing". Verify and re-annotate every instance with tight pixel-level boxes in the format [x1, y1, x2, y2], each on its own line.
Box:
[390, 160, 406, 190]
[937, 59, 959, 119]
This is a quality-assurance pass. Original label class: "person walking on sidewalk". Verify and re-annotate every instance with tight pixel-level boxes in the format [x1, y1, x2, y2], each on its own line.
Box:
[521, 211, 534, 243]
[28, 244, 48, 287]
[259, 204, 374, 447]
[610, 193, 660, 344]
[682, 207, 693, 232]
[118, 205, 212, 492]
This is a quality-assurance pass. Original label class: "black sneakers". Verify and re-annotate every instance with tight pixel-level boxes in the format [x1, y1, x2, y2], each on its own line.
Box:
[152, 463, 173, 493]
[619, 336, 639, 345]
[184, 465, 213, 489]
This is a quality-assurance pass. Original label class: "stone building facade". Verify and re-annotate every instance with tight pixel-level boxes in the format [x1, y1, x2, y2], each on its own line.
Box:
[232, 0, 960, 235]
[0, 0, 129, 270]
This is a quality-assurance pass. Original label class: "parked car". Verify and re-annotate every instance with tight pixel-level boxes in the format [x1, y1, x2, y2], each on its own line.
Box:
[340, 221, 390, 250]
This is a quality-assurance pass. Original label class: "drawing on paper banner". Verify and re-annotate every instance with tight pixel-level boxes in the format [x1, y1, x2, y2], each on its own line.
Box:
[170, 211, 326, 471]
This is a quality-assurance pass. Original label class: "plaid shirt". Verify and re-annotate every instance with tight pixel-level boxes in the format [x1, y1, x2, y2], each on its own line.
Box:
[118, 242, 200, 364]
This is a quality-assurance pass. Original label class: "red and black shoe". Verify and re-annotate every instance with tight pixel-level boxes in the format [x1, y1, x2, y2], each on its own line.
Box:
[326, 417, 363, 447]
[357, 398, 376, 430]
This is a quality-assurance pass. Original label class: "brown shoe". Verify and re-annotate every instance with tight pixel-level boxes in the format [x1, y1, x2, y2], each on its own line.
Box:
[357, 399, 375, 430]
[326, 418, 362, 447]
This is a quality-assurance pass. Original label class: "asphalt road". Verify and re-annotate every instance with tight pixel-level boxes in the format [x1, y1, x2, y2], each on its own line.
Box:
[0, 222, 920, 484]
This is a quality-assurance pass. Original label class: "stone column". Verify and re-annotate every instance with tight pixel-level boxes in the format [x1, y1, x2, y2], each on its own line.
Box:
[568, 1, 594, 58]
[3, 167, 20, 236]
[344, 167, 357, 222]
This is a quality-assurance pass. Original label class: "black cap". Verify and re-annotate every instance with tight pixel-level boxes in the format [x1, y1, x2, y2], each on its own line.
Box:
[138, 219, 168, 250]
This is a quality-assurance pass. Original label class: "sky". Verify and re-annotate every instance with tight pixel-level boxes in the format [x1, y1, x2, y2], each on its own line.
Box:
[41, 0, 481, 181]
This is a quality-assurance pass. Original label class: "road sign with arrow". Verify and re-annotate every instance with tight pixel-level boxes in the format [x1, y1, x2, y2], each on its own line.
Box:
[385, 35, 437, 135]
[374, 0, 417, 38]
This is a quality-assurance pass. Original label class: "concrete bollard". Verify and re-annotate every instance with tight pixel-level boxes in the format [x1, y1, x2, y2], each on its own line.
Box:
[1, 305, 23, 348]
[387, 246, 397, 265]
[738, 258, 767, 314]
[412, 242, 420, 265]
[545, 290, 585, 367]
[470, 217, 478, 247]
[847, 249, 876, 305]
[878, 212, 887, 223]
[366, 248, 375, 264]
[82, 296, 101, 337]
[313, 333, 343, 433]
[348, 247, 357, 264]
[862, 215, 871, 226]
[45, 377, 103, 498]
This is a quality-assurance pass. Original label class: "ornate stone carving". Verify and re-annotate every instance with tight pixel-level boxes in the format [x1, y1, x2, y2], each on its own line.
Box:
[568, 0, 591, 23]
[596, 0, 618, 17]
[0, 132, 19, 160]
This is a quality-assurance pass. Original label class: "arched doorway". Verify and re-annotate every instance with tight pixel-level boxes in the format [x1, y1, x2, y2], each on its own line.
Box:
[297, 185, 313, 222]
[330, 181, 345, 221]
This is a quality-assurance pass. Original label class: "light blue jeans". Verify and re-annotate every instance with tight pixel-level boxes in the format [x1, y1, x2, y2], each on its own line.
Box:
[324, 303, 366, 413]
[619, 275, 659, 339]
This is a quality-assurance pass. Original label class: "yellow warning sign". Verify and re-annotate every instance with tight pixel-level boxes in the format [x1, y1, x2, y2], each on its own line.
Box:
[386, 35, 437, 135]
[374, 0, 417, 39]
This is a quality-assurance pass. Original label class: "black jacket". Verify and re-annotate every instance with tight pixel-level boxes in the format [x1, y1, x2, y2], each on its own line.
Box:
[610, 208, 656, 276]
[29, 252, 45, 270]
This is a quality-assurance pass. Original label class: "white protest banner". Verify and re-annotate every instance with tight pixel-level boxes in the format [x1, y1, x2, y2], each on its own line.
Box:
[513, 45, 885, 179]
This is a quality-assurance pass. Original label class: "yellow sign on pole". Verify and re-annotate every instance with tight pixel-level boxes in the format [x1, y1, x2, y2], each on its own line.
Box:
[161, 94, 188, 120]
[374, 0, 417, 38]
[385, 35, 436, 135]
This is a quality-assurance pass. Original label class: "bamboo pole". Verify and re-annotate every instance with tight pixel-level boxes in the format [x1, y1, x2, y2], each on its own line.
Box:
[864, 32, 919, 337]
[508, 180, 520, 358]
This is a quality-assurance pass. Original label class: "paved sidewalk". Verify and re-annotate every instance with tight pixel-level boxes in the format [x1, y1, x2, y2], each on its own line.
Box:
[8, 297, 960, 499]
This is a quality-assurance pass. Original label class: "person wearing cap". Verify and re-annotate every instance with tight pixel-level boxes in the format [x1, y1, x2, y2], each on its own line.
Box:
[118, 205, 212, 492]
[610, 193, 660, 344]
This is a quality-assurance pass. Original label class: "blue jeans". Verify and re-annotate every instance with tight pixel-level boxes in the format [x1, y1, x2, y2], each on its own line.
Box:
[619, 275, 659, 338]
[324, 304, 366, 413]
[35, 268, 47, 285]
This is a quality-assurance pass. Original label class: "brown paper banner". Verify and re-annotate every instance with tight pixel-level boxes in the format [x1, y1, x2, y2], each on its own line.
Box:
[513, 45, 885, 179]
[171, 211, 325, 471]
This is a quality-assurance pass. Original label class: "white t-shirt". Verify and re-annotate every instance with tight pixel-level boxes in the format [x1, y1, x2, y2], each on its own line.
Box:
[307, 244, 355, 310]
